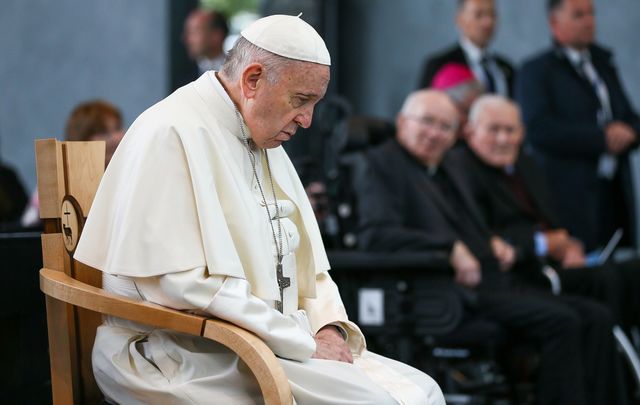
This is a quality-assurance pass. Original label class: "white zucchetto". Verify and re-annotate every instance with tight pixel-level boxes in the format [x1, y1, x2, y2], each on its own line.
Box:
[241, 14, 331, 66]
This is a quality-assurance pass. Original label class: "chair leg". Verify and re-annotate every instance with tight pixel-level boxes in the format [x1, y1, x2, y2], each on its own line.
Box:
[45, 295, 80, 405]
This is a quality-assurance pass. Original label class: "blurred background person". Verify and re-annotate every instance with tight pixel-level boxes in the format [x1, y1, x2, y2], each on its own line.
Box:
[418, 0, 515, 97]
[357, 89, 622, 405]
[180, 8, 229, 86]
[21, 100, 124, 228]
[455, 94, 640, 336]
[517, 0, 640, 252]
[0, 161, 28, 227]
[65, 100, 124, 167]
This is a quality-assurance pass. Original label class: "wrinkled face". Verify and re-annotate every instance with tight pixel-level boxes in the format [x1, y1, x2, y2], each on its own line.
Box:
[88, 116, 124, 166]
[242, 62, 330, 149]
[457, 0, 497, 48]
[467, 102, 523, 167]
[397, 92, 459, 166]
[550, 0, 595, 49]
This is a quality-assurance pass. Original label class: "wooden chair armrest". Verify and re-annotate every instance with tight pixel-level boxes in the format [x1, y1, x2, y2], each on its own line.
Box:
[39, 268, 293, 405]
[40, 267, 205, 334]
[203, 320, 292, 405]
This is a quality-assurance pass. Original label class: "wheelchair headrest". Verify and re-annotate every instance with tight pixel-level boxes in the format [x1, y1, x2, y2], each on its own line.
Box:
[343, 116, 395, 153]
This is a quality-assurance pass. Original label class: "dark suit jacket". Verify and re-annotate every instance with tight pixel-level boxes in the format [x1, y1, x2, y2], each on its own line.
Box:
[417, 43, 516, 97]
[0, 163, 28, 223]
[451, 145, 561, 265]
[516, 43, 640, 249]
[172, 61, 200, 92]
[357, 139, 500, 275]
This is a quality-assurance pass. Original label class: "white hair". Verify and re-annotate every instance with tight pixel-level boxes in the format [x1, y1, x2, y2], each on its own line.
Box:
[220, 37, 302, 84]
[400, 89, 456, 114]
[468, 94, 521, 126]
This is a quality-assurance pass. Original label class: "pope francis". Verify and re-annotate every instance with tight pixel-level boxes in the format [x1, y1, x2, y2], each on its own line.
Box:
[74, 14, 445, 405]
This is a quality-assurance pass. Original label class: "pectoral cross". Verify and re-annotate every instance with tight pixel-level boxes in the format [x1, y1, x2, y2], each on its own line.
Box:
[275, 262, 290, 313]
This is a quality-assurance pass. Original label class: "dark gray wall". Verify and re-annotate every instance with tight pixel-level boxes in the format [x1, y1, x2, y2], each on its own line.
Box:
[340, 0, 640, 120]
[0, 0, 169, 191]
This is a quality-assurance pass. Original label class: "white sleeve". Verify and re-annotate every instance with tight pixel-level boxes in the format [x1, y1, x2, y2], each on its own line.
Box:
[301, 271, 366, 356]
[134, 267, 316, 362]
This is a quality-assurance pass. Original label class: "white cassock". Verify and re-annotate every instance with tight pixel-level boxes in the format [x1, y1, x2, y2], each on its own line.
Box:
[75, 71, 445, 405]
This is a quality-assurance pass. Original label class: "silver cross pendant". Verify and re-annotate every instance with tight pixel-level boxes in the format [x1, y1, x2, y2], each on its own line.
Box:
[275, 263, 290, 313]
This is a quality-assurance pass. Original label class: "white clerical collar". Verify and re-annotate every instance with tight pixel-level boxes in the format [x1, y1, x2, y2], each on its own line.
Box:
[207, 71, 252, 141]
[208, 71, 235, 109]
[459, 36, 488, 63]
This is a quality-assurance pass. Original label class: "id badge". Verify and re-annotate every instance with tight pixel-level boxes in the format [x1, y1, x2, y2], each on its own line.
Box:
[598, 153, 617, 179]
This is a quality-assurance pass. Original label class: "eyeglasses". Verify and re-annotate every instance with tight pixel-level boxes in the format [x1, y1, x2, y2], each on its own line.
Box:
[483, 123, 521, 137]
[404, 114, 458, 134]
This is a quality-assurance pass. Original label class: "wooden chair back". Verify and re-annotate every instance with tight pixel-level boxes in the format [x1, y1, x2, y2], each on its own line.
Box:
[36, 139, 105, 404]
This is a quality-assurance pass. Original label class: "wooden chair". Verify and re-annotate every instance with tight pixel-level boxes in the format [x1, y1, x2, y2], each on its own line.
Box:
[36, 139, 292, 405]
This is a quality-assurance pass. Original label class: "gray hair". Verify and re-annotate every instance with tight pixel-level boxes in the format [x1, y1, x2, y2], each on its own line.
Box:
[445, 80, 484, 104]
[220, 37, 299, 84]
[468, 94, 521, 125]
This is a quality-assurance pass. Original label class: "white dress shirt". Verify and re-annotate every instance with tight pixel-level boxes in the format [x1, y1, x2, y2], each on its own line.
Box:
[459, 36, 508, 97]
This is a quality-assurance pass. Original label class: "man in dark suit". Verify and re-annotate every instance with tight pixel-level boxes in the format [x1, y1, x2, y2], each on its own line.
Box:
[176, 9, 229, 89]
[417, 0, 515, 97]
[358, 89, 626, 405]
[516, 0, 640, 251]
[455, 94, 640, 331]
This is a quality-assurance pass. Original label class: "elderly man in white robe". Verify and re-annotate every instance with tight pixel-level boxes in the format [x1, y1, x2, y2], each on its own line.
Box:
[74, 14, 445, 405]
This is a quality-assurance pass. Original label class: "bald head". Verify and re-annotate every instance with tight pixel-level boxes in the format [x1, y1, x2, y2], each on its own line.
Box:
[466, 95, 524, 168]
[397, 90, 460, 166]
[401, 90, 458, 118]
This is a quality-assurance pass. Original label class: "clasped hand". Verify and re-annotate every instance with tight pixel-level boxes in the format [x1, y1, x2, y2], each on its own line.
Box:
[451, 241, 482, 288]
[606, 121, 636, 154]
[312, 325, 353, 363]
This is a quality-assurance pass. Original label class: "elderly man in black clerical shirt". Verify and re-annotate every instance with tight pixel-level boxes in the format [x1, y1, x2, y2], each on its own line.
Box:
[454, 94, 640, 352]
[358, 88, 627, 405]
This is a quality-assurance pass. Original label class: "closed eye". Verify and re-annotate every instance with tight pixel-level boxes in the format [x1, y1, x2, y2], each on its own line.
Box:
[291, 96, 310, 108]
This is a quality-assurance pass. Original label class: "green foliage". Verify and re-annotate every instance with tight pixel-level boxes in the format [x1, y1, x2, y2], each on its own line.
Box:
[200, 0, 259, 16]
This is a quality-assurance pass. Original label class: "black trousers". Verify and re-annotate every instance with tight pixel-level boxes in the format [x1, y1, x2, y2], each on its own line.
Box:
[472, 284, 623, 405]
[558, 259, 640, 331]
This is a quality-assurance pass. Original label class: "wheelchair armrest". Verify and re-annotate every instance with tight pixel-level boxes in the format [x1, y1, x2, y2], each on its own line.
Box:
[327, 250, 452, 276]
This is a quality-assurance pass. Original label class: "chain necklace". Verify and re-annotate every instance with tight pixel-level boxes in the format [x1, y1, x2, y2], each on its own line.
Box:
[234, 108, 290, 312]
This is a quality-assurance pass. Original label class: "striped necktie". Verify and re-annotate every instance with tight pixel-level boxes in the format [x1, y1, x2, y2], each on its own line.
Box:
[480, 55, 496, 93]
[575, 54, 618, 179]
[577, 54, 612, 126]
